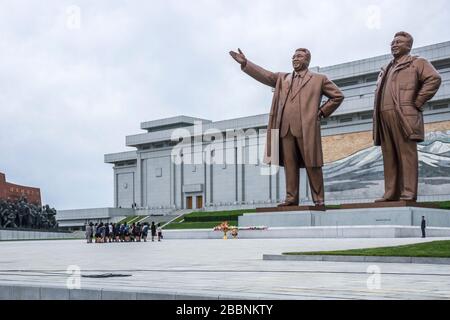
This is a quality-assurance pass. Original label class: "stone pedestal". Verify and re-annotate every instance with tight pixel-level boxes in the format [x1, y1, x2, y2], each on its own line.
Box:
[339, 201, 439, 210]
[256, 205, 325, 213]
[239, 206, 450, 228]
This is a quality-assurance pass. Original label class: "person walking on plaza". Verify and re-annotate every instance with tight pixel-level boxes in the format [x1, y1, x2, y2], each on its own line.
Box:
[421, 216, 427, 238]
[151, 221, 156, 242]
[157, 223, 162, 242]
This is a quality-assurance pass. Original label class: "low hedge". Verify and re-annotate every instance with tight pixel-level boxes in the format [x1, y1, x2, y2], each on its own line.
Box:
[183, 209, 255, 223]
[184, 215, 244, 222]
[164, 220, 239, 230]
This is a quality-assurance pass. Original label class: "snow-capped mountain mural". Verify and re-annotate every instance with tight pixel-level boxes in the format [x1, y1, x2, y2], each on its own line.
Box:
[323, 130, 450, 202]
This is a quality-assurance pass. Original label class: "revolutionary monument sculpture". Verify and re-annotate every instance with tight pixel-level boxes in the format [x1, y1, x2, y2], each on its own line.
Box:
[0, 197, 58, 230]
[230, 48, 344, 207]
[373, 32, 442, 202]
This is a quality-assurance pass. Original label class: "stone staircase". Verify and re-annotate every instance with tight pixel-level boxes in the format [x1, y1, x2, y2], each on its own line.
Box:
[139, 209, 193, 227]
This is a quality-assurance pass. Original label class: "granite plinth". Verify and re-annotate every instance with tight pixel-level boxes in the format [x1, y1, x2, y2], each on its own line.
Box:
[256, 205, 326, 213]
[340, 201, 440, 210]
[239, 207, 450, 229]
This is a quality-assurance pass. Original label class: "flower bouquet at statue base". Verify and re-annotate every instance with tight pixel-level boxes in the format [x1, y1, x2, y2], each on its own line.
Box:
[213, 221, 238, 240]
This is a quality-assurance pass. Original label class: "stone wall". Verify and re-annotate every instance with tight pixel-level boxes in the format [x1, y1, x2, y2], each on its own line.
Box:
[0, 229, 76, 241]
[0, 172, 41, 205]
[322, 120, 450, 163]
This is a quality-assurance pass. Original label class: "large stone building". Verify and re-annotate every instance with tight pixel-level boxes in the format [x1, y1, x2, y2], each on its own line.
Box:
[0, 172, 42, 205]
[105, 41, 450, 211]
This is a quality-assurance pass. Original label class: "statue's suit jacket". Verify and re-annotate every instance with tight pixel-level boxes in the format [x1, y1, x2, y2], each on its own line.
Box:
[242, 60, 344, 168]
[373, 55, 441, 146]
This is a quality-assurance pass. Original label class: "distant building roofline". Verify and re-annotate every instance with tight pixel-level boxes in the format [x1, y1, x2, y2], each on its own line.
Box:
[140, 115, 212, 132]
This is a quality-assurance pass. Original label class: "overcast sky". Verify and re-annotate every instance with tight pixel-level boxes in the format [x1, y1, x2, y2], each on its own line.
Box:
[0, 0, 449, 210]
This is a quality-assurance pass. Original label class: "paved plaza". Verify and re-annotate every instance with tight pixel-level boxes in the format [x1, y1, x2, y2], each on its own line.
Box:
[1, 238, 450, 299]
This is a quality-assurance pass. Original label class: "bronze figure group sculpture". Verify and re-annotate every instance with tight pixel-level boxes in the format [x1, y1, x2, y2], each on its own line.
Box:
[231, 31, 442, 207]
[0, 197, 58, 230]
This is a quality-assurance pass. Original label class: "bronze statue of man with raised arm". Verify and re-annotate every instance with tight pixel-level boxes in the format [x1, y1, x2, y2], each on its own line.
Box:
[373, 32, 442, 202]
[230, 48, 344, 207]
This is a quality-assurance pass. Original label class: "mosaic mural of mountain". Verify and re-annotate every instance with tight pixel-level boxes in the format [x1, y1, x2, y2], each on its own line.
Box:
[323, 131, 450, 202]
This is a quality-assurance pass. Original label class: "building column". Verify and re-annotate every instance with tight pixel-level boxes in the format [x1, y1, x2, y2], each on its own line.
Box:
[174, 159, 182, 209]
[237, 145, 245, 204]
[180, 155, 185, 209]
[171, 156, 176, 208]
[135, 152, 142, 207]
[114, 171, 118, 208]
[203, 151, 207, 208]
[209, 161, 214, 205]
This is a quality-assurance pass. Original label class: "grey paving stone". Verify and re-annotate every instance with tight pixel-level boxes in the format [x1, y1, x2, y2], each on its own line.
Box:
[0, 286, 11, 300]
[40, 287, 70, 300]
[263, 254, 450, 265]
[69, 288, 102, 300]
[364, 256, 412, 264]
[411, 257, 450, 265]
[1, 238, 450, 299]
[136, 291, 176, 300]
[10, 285, 41, 300]
[323, 255, 366, 263]
[101, 289, 137, 300]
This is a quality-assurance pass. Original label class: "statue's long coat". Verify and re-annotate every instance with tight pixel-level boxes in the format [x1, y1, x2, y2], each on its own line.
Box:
[242, 60, 344, 168]
[373, 55, 442, 145]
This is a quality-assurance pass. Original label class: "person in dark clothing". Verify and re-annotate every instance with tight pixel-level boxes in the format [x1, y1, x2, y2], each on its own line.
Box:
[105, 222, 110, 242]
[124, 223, 130, 242]
[151, 221, 157, 242]
[114, 223, 121, 242]
[130, 223, 136, 242]
[119, 224, 125, 242]
[99, 223, 106, 243]
[421, 216, 426, 238]
[134, 223, 142, 242]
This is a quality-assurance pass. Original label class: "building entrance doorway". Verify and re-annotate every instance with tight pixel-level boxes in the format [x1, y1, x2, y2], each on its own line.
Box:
[196, 195, 203, 209]
[185, 195, 203, 209]
[186, 196, 193, 209]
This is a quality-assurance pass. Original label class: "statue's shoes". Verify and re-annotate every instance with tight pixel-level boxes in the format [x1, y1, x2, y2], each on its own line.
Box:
[277, 202, 298, 207]
[314, 202, 325, 207]
[374, 198, 397, 203]
[399, 196, 417, 202]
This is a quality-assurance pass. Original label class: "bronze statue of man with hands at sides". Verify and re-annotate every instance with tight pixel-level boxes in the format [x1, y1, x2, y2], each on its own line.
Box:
[373, 32, 442, 203]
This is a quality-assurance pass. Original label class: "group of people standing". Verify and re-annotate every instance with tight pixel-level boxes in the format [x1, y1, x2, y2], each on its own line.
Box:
[85, 221, 162, 243]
